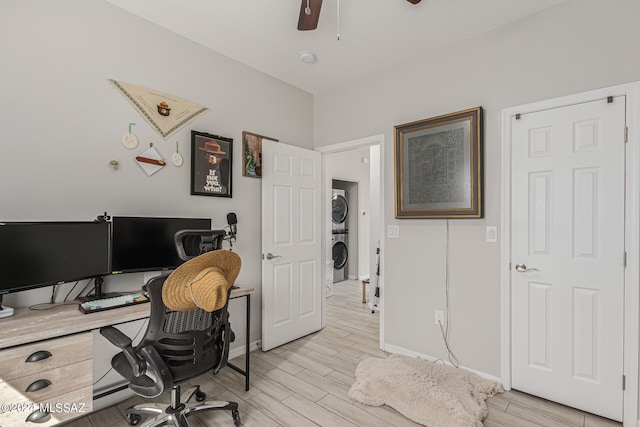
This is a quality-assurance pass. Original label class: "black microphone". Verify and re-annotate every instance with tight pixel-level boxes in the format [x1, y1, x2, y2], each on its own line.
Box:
[227, 212, 237, 237]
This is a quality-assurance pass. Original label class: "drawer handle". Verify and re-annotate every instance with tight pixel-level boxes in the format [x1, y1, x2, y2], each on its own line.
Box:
[25, 409, 50, 423]
[25, 350, 52, 363]
[25, 379, 52, 393]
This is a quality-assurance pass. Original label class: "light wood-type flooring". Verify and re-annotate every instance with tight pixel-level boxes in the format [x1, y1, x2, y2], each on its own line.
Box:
[66, 279, 622, 427]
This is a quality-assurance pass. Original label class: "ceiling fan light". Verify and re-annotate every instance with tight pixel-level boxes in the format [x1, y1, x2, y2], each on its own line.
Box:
[299, 51, 317, 64]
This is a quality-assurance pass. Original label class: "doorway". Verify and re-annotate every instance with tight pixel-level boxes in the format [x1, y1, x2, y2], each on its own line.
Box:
[500, 82, 640, 424]
[317, 134, 384, 346]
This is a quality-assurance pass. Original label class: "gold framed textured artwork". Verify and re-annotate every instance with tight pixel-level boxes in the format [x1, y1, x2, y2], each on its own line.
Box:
[394, 107, 483, 219]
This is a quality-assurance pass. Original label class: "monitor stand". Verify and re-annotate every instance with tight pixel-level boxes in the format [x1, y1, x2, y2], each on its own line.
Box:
[79, 276, 121, 303]
[0, 295, 15, 319]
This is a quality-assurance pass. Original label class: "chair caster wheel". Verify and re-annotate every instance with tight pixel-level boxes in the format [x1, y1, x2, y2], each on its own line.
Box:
[195, 390, 206, 402]
[127, 413, 141, 425]
[232, 410, 241, 426]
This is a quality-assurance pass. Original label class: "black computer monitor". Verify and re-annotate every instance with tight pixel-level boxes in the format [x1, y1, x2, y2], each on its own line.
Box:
[0, 221, 111, 294]
[110, 216, 212, 274]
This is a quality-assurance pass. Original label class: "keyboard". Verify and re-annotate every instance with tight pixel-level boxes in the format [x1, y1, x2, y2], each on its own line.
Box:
[79, 293, 149, 314]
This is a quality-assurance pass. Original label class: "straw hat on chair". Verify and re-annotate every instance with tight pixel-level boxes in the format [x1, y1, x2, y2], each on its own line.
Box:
[162, 250, 241, 312]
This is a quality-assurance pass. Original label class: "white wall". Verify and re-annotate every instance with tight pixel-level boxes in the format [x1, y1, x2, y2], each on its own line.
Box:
[0, 0, 313, 352]
[313, 0, 640, 377]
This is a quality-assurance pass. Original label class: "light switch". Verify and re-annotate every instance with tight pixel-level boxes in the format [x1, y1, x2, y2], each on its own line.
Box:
[486, 226, 498, 243]
[388, 225, 400, 239]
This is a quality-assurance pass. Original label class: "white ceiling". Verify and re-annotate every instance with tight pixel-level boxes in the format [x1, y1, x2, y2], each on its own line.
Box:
[105, 0, 565, 94]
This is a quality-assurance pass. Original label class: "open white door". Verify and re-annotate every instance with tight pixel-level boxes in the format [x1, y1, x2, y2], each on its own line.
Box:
[261, 141, 322, 351]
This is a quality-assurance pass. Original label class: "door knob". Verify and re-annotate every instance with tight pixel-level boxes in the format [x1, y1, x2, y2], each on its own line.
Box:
[515, 263, 538, 273]
[265, 253, 281, 260]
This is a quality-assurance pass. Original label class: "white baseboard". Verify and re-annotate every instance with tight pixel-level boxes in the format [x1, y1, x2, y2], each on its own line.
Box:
[383, 344, 503, 385]
[228, 339, 261, 360]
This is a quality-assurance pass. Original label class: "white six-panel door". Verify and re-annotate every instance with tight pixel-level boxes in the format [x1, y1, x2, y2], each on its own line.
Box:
[510, 97, 626, 420]
[261, 141, 322, 351]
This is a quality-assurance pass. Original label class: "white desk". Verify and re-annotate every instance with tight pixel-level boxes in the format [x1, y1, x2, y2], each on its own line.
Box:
[0, 286, 254, 425]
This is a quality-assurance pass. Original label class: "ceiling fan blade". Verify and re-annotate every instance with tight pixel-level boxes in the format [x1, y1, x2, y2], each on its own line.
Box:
[297, 0, 323, 31]
[407, 0, 422, 4]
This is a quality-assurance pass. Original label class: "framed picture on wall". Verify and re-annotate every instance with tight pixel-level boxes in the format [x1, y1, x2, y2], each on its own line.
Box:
[394, 107, 483, 218]
[242, 131, 278, 178]
[190, 130, 233, 197]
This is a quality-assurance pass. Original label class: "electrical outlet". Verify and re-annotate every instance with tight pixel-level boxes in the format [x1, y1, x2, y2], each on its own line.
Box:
[434, 310, 444, 325]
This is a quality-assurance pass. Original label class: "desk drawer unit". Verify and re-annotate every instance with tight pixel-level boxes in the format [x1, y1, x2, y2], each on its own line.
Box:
[0, 332, 93, 426]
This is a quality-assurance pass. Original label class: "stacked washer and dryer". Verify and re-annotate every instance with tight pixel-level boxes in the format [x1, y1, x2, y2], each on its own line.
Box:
[331, 189, 349, 282]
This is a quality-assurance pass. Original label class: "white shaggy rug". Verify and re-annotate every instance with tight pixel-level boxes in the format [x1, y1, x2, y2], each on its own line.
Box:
[348, 354, 503, 427]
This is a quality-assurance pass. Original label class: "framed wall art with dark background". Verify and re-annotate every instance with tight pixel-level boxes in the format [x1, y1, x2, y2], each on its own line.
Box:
[190, 130, 233, 197]
[394, 107, 483, 219]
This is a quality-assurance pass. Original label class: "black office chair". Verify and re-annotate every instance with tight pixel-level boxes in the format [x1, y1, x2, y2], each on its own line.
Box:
[174, 229, 227, 261]
[99, 230, 240, 426]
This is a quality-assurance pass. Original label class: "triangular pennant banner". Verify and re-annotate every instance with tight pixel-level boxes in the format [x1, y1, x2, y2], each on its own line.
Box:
[108, 79, 210, 140]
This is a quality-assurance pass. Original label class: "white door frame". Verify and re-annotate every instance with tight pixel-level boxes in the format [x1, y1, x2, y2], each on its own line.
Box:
[500, 82, 640, 425]
[316, 134, 385, 347]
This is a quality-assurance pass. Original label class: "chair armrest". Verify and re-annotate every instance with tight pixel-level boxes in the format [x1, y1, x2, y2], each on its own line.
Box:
[100, 326, 146, 377]
[100, 325, 132, 348]
[134, 345, 173, 397]
[213, 312, 233, 374]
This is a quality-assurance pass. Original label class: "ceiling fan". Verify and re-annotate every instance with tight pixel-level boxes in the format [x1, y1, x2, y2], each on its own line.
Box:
[297, 0, 421, 31]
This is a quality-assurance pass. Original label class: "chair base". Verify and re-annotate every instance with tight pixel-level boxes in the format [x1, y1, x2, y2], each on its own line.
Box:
[125, 384, 240, 427]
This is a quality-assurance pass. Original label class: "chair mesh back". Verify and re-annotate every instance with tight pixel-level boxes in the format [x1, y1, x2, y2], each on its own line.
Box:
[140, 275, 231, 381]
[163, 309, 213, 334]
